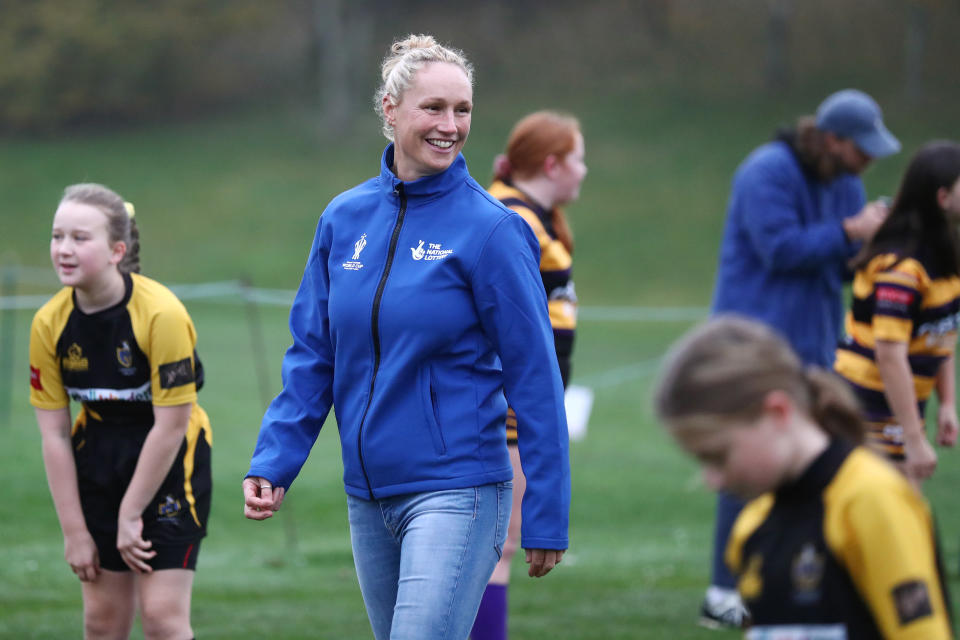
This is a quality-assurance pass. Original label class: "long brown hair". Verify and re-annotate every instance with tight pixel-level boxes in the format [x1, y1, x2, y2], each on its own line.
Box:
[851, 140, 960, 275]
[496, 111, 580, 254]
[654, 316, 865, 444]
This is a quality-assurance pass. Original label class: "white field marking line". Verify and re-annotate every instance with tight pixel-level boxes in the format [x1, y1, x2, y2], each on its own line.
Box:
[0, 278, 709, 321]
[575, 356, 664, 390]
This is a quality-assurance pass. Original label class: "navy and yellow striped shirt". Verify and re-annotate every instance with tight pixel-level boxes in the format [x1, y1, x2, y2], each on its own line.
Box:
[489, 180, 576, 440]
[834, 252, 960, 458]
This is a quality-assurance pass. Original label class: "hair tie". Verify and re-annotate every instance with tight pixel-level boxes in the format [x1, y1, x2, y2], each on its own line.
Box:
[492, 154, 512, 181]
[124, 202, 135, 219]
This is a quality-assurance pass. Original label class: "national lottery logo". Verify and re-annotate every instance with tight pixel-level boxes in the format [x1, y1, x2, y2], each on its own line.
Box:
[411, 240, 426, 260]
[411, 240, 453, 262]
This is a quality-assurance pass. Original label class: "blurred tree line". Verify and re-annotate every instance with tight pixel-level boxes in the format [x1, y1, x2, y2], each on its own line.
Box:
[1, 0, 958, 133]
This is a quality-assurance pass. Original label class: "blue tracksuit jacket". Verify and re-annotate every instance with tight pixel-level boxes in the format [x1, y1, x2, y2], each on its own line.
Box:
[711, 138, 867, 366]
[248, 145, 570, 550]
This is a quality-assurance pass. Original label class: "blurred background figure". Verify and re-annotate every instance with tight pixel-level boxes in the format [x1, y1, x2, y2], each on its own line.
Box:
[704, 88, 900, 628]
[243, 35, 570, 639]
[30, 184, 212, 640]
[472, 111, 587, 640]
[655, 315, 954, 639]
[835, 140, 960, 486]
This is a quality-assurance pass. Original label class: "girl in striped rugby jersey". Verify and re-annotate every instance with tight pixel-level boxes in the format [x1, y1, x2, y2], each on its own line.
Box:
[834, 141, 960, 485]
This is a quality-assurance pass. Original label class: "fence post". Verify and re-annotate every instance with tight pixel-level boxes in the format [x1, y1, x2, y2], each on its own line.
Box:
[0, 264, 17, 427]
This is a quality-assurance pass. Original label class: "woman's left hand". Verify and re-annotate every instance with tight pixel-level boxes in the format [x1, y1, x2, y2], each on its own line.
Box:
[116, 513, 156, 574]
[936, 403, 959, 447]
[525, 548, 565, 578]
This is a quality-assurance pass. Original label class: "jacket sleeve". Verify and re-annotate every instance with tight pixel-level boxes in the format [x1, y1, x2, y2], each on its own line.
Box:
[472, 213, 571, 550]
[247, 218, 335, 491]
[738, 160, 860, 274]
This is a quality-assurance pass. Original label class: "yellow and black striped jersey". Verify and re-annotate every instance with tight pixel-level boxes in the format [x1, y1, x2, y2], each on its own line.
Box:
[726, 440, 953, 639]
[29, 271, 211, 446]
[834, 252, 960, 457]
[489, 179, 577, 441]
[488, 180, 576, 334]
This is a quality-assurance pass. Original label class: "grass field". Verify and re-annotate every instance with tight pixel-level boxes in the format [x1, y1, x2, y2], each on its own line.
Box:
[1, 93, 959, 637]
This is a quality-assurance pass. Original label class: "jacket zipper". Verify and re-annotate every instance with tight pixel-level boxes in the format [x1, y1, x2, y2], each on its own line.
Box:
[356, 183, 407, 499]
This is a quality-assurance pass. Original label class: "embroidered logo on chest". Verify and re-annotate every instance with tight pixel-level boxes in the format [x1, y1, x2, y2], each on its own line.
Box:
[343, 233, 367, 271]
[62, 343, 89, 371]
[791, 543, 825, 604]
[117, 340, 137, 375]
[411, 240, 453, 262]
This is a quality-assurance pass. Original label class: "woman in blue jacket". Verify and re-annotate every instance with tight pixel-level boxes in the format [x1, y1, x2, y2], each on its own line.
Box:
[242, 34, 570, 640]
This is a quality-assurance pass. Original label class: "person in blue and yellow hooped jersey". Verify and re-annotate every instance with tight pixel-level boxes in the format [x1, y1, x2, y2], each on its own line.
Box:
[835, 141, 960, 486]
[655, 316, 954, 640]
[473, 111, 586, 640]
[30, 183, 211, 640]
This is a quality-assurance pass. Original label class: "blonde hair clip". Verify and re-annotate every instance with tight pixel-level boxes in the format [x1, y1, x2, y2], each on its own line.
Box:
[124, 201, 135, 219]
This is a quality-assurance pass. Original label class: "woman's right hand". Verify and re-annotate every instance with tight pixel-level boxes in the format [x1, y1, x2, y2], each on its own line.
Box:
[243, 476, 286, 520]
[64, 529, 101, 582]
[903, 431, 937, 481]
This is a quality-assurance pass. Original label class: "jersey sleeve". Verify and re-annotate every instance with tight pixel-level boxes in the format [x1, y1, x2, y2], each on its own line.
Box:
[147, 301, 200, 407]
[514, 208, 572, 275]
[29, 311, 68, 409]
[871, 260, 926, 343]
[831, 481, 952, 638]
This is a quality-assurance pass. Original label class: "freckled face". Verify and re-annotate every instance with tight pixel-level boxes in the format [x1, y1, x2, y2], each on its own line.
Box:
[50, 201, 123, 290]
[385, 62, 472, 181]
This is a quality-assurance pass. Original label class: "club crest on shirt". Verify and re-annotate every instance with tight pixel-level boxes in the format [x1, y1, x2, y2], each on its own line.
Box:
[62, 343, 89, 371]
[791, 543, 825, 604]
[343, 233, 367, 271]
[116, 340, 136, 375]
[158, 494, 182, 520]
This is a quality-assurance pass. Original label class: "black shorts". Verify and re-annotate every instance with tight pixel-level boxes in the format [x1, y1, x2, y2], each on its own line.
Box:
[94, 536, 202, 572]
[73, 420, 211, 571]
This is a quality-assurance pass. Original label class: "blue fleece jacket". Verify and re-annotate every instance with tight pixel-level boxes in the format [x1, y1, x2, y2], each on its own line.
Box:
[248, 146, 570, 550]
[711, 138, 867, 366]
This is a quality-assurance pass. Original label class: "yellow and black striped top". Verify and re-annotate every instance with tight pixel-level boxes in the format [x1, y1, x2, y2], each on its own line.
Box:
[489, 180, 577, 440]
[835, 252, 960, 455]
[488, 180, 576, 335]
[30, 272, 212, 527]
[727, 440, 953, 639]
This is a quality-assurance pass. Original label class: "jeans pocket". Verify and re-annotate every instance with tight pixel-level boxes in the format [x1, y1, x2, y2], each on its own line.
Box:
[493, 481, 513, 559]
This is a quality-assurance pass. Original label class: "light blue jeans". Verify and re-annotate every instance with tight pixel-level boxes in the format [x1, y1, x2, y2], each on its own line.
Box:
[347, 482, 512, 640]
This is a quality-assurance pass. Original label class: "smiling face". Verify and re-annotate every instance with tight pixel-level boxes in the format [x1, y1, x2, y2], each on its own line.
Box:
[50, 200, 125, 291]
[384, 61, 472, 181]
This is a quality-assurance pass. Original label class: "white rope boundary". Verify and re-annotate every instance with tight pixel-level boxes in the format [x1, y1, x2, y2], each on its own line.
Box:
[0, 278, 710, 319]
[0, 278, 703, 390]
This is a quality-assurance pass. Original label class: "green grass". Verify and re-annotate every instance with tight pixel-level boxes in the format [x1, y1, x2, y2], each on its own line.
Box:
[2, 92, 960, 637]
[1, 302, 958, 638]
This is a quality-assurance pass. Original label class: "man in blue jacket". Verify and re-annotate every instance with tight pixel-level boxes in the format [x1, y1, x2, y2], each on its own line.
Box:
[702, 89, 900, 629]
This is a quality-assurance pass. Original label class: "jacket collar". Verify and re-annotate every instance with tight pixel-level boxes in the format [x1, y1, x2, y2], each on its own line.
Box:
[378, 143, 469, 200]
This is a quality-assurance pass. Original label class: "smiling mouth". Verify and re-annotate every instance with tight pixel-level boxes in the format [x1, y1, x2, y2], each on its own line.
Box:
[427, 139, 455, 149]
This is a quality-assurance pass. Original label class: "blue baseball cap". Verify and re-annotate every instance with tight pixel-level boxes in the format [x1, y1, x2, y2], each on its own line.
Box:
[815, 89, 901, 158]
